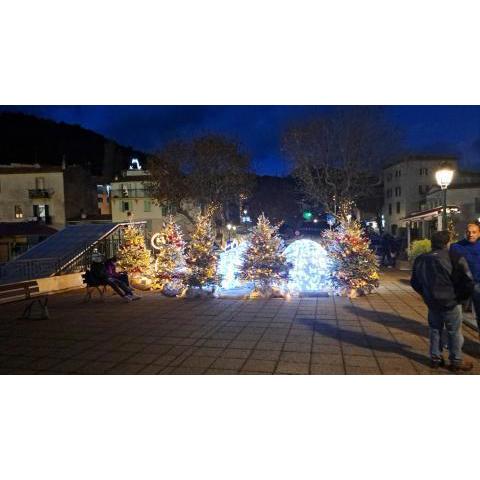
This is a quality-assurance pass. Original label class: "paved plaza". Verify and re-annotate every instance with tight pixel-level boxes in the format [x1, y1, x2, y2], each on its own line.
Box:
[1, 270, 479, 374]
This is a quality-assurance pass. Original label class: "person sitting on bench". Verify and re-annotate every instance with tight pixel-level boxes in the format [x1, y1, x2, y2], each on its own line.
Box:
[105, 256, 130, 286]
[90, 251, 140, 302]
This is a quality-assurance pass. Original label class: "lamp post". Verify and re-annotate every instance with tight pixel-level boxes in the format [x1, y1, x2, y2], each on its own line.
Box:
[435, 162, 454, 231]
[227, 223, 232, 241]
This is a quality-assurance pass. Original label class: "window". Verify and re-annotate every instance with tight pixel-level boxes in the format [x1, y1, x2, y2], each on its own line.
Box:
[395, 169, 402, 177]
[33, 204, 49, 222]
[385, 188, 392, 198]
[122, 201, 130, 212]
[419, 185, 423, 194]
[419, 167, 429, 176]
[386, 173, 393, 182]
[396, 202, 401, 214]
[395, 187, 401, 197]
[14, 205, 23, 219]
[388, 203, 392, 215]
[161, 203, 176, 216]
[144, 200, 151, 212]
[391, 224, 398, 235]
[35, 177, 45, 190]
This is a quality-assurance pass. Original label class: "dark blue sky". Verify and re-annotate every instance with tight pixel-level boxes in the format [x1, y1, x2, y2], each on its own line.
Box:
[2, 106, 480, 175]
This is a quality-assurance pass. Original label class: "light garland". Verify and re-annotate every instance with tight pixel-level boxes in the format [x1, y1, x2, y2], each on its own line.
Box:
[284, 239, 330, 292]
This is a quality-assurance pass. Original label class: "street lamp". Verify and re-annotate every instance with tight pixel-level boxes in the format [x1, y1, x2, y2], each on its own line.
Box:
[227, 223, 232, 241]
[435, 162, 455, 230]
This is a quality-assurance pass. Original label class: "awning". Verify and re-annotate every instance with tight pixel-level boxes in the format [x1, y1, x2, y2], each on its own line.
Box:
[400, 205, 460, 223]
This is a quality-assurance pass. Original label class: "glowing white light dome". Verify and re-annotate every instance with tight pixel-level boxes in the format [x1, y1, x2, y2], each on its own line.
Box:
[284, 239, 330, 292]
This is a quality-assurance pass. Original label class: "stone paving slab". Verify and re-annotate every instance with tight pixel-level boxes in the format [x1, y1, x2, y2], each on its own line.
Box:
[1, 269, 480, 375]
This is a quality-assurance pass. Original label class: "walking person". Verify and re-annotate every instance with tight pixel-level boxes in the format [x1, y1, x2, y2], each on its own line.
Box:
[411, 230, 474, 372]
[450, 222, 480, 334]
[381, 234, 393, 267]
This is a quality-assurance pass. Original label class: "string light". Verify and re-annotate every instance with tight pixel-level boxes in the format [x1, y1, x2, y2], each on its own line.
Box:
[284, 239, 330, 292]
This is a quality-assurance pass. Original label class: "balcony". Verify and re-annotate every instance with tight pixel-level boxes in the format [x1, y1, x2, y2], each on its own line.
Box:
[111, 188, 146, 198]
[28, 189, 54, 199]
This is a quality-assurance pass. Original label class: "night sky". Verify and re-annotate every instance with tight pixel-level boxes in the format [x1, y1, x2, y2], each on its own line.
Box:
[1, 105, 480, 175]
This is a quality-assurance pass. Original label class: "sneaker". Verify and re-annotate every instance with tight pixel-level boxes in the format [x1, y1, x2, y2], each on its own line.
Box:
[129, 294, 141, 301]
[123, 295, 133, 303]
[449, 360, 474, 373]
[429, 357, 445, 369]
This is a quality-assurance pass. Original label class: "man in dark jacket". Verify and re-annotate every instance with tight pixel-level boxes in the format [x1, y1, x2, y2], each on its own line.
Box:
[411, 230, 474, 372]
[450, 222, 480, 332]
[90, 251, 140, 302]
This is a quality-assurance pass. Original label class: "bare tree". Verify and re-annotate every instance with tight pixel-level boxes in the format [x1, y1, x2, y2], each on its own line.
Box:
[146, 140, 194, 222]
[147, 134, 254, 226]
[282, 107, 403, 214]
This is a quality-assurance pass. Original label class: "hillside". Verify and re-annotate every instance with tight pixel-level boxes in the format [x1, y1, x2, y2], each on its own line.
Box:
[0, 111, 146, 178]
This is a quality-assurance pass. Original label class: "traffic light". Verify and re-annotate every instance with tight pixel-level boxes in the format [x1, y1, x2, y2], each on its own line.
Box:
[303, 210, 313, 221]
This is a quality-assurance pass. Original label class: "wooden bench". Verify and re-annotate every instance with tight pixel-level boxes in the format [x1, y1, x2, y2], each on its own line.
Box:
[82, 270, 108, 302]
[0, 280, 49, 320]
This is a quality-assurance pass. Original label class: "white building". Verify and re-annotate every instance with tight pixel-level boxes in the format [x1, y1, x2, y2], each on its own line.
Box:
[383, 155, 480, 238]
[402, 182, 480, 240]
[383, 155, 460, 236]
[110, 162, 200, 236]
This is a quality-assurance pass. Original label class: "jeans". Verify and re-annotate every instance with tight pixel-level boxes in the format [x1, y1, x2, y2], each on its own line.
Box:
[107, 277, 133, 297]
[427, 305, 463, 364]
[471, 283, 480, 330]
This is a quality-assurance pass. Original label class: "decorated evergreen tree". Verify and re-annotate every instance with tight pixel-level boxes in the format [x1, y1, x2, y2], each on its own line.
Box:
[322, 202, 379, 297]
[117, 223, 152, 276]
[185, 206, 219, 290]
[151, 216, 186, 294]
[239, 213, 290, 296]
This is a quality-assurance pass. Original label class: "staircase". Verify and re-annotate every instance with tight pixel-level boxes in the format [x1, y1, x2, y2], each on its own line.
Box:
[0, 222, 146, 284]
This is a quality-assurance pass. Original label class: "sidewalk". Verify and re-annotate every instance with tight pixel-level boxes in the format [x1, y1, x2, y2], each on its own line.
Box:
[0, 269, 479, 374]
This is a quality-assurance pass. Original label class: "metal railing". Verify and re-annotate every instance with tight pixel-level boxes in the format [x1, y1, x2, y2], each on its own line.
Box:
[0, 257, 62, 283]
[0, 222, 148, 284]
[28, 189, 54, 198]
[59, 223, 148, 275]
[111, 188, 146, 198]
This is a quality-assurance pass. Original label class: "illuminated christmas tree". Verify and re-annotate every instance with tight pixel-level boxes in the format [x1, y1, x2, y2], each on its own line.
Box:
[117, 224, 152, 275]
[239, 213, 290, 296]
[322, 202, 379, 297]
[152, 216, 186, 292]
[185, 206, 219, 290]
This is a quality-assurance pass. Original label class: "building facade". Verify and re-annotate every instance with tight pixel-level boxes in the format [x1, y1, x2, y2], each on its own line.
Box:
[383, 155, 480, 236]
[110, 166, 200, 237]
[97, 184, 112, 216]
[0, 165, 67, 229]
[382, 155, 462, 236]
[0, 163, 99, 230]
[417, 182, 480, 237]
